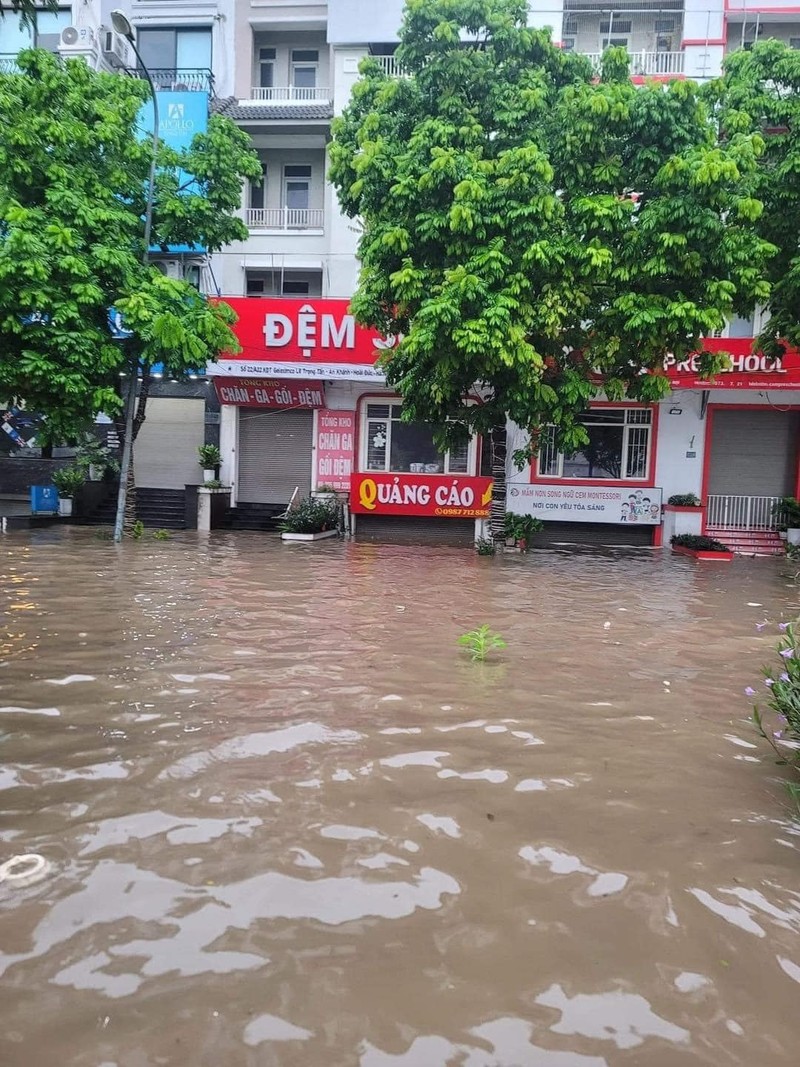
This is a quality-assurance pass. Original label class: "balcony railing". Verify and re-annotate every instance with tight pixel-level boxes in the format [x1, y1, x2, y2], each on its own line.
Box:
[249, 86, 331, 102]
[706, 495, 784, 531]
[582, 50, 685, 77]
[0, 54, 21, 74]
[369, 55, 408, 78]
[127, 68, 215, 94]
[247, 208, 325, 230]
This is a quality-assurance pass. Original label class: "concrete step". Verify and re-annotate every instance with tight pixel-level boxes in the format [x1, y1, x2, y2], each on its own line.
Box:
[706, 528, 784, 556]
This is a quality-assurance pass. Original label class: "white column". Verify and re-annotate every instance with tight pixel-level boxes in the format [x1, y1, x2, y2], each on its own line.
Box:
[219, 402, 239, 507]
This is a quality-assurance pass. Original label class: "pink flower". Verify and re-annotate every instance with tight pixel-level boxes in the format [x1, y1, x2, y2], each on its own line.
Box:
[779, 622, 790, 632]
[745, 686, 757, 696]
[765, 678, 775, 687]
[779, 648, 794, 659]
[780, 672, 790, 682]
[756, 622, 768, 631]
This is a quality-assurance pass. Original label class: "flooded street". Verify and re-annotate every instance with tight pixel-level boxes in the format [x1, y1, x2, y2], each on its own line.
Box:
[1, 529, 799, 1066]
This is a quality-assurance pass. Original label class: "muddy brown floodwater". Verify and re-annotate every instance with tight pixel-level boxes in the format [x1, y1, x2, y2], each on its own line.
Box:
[1, 529, 800, 1067]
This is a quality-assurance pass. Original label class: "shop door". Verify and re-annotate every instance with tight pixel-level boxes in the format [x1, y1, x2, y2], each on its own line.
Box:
[238, 409, 313, 504]
[708, 410, 798, 496]
[135, 398, 205, 489]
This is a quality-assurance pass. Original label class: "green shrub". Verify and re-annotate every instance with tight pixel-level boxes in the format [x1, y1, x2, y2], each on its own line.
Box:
[503, 513, 543, 548]
[131, 520, 145, 540]
[748, 620, 800, 813]
[776, 496, 800, 529]
[280, 496, 337, 534]
[153, 529, 171, 541]
[667, 493, 701, 506]
[458, 625, 506, 662]
[671, 533, 730, 552]
[474, 537, 496, 556]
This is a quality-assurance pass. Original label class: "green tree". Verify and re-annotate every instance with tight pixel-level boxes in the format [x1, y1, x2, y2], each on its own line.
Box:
[0, 50, 260, 520]
[329, 0, 773, 525]
[713, 40, 800, 352]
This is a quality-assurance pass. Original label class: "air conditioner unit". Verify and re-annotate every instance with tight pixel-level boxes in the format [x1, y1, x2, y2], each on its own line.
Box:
[101, 28, 132, 69]
[60, 26, 86, 50]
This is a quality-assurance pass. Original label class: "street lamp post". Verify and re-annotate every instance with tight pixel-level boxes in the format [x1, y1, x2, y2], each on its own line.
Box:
[111, 9, 159, 544]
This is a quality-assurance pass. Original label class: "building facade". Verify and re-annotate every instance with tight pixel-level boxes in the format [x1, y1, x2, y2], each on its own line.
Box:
[2, 1, 799, 547]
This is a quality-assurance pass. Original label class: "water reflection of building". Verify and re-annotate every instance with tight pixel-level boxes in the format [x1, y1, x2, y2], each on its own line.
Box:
[2, 2, 797, 551]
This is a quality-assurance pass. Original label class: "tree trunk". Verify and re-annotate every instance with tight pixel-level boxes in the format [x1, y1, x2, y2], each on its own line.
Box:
[124, 449, 137, 534]
[489, 424, 507, 541]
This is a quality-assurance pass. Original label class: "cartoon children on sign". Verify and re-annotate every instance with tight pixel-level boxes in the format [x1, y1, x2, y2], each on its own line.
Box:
[620, 493, 661, 523]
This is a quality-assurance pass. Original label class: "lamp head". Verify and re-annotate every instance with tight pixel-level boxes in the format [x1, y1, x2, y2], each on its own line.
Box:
[110, 10, 134, 40]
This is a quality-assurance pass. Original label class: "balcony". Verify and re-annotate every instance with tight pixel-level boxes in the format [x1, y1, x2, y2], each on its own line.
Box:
[248, 86, 331, 103]
[247, 207, 324, 230]
[582, 50, 685, 77]
[127, 68, 215, 94]
[0, 55, 20, 74]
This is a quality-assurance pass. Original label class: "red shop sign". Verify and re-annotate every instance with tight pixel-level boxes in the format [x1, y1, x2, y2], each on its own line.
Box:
[351, 473, 493, 519]
[214, 377, 324, 408]
[218, 298, 399, 366]
[665, 338, 800, 390]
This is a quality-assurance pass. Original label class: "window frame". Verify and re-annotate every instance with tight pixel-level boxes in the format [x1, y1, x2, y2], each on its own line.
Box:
[358, 398, 477, 477]
[136, 25, 213, 71]
[283, 164, 312, 211]
[291, 48, 319, 89]
[534, 405, 655, 484]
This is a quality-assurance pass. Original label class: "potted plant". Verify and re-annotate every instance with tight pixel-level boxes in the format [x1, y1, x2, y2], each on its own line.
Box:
[667, 493, 702, 508]
[198, 444, 221, 484]
[503, 512, 543, 551]
[51, 465, 85, 517]
[75, 432, 120, 482]
[670, 533, 734, 561]
[777, 497, 800, 545]
[280, 496, 339, 542]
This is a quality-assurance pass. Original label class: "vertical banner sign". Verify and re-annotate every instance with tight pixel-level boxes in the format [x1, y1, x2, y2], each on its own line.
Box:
[137, 90, 209, 253]
[316, 409, 355, 491]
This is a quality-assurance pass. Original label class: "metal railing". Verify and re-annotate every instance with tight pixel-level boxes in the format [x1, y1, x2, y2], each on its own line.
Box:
[0, 55, 21, 74]
[247, 207, 325, 230]
[249, 86, 331, 102]
[127, 68, 215, 94]
[706, 495, 785, 531]
[582, 50, 685, 76]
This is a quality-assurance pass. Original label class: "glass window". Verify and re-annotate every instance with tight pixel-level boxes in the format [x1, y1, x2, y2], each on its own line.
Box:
[250, 163, 267, 210]
[138, 27, 212, 70]
[537, 408, 652, 482]
[284, 165, 311, 210]
[260, 46, 276, 88]
[362, 404, 474, 475]
[291, 49, 318, 89]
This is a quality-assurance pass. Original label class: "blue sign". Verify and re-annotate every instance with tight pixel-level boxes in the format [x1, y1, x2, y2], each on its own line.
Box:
[138, 91, 209, 254]
[108, 307, 134, 340]
[31, 485, 59, 515]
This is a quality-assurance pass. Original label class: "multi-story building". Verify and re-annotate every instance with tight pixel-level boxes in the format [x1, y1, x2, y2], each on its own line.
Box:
[2, 1, 799, 548]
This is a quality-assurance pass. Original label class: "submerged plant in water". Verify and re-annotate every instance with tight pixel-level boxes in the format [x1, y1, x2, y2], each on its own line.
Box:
[748, 619, 800, 812]
[458, 625, 506, 662]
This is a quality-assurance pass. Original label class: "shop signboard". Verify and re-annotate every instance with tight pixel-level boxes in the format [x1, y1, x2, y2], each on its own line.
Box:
[208, 298, 397, 381]
[507, 484, 663, 524]
[351, 473, 493, 519]
[214, 377, 324, 408]
[665, 338, 800, 390]
[315, 409, 355, 491]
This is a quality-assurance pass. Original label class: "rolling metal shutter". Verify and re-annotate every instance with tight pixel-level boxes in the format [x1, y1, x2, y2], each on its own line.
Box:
[135, 398, 205, 490]
[708, 410, 798, 496]
[238, 409, 313, 504]
[355, 516, 475, 546]
[535, 521, 654, 547]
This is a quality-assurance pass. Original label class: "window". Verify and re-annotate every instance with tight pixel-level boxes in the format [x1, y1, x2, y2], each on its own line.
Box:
[259, 46, 276, 88]
[600, 19, 632, 34]
[602, 37, 630, 51]
[291, 49, 318, 88]
[0, 8, 69, 54]
[362, 403, 472, 475]
[246, 270, 323, 297]
[137, 27, 212, 71]
[563, 17, 578, 35]
[250, 163, 268, 210]
[791, 38, 800, 50]
[654, 19, 676, 33]
[284, 165, 311, 210]
[536, 408, 652, 481]
[562, 38, 576, 52]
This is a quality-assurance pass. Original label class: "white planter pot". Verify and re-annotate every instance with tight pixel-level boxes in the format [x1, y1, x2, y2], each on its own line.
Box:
[787, 528, 800, 546]
[58, 496, 73, 517]
[88, 464, 102, 482]
[203, 469, 215, 483]
[281, 530, 339, 542]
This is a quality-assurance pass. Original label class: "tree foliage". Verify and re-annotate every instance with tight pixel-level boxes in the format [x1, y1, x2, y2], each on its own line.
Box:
[713, 40, 800, 352]
[329, 0, 774, 458]
[0, 1, 58, 30]
[0, 50, 261, 443]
